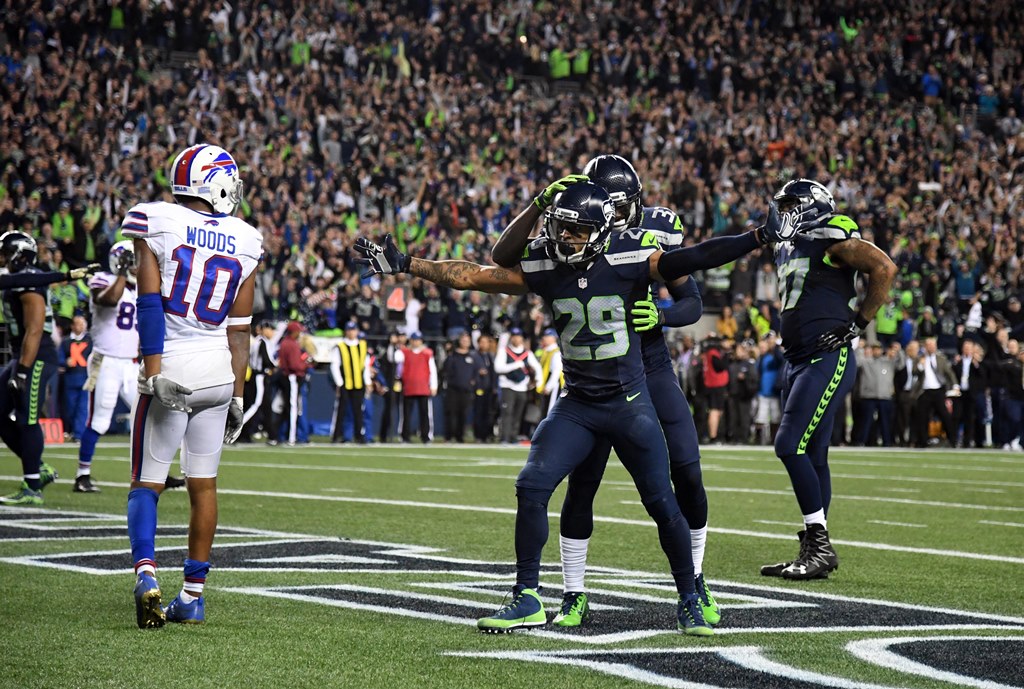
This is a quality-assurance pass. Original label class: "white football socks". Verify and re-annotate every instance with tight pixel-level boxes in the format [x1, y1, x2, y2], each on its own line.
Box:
[802, 509, 827, 529]
[559, 535, 590, 593]
[690, 526, 707, 576]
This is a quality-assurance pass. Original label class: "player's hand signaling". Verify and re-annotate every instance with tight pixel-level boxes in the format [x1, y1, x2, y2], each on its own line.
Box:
[355, 234, 411, 277]
[147, 374, 193, 413]
[65, 263, 102, 281]
[630, 297, 663, 333]
[534, 174, 589, 210]
[224, 396, 244, 443]
[756, 199, 797, 245]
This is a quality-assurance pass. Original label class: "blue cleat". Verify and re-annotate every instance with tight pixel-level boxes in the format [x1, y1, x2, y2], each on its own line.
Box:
[677, 593, 714, 636]
[164, 594, 205, 624]
[477, 585, 546, 633]
[134, 573, 165, 629]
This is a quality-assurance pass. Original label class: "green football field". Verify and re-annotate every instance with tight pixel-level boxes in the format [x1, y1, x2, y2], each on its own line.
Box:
[1, 441, 1023, 689]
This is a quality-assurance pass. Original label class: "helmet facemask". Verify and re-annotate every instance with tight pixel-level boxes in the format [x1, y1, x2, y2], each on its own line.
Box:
[775, 179, 836, 233]
[544, 206, 612, 266]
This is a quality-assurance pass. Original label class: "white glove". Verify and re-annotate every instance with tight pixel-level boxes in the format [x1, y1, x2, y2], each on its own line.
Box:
[224, 396, 244, 444]
[147, 374, 193, 412]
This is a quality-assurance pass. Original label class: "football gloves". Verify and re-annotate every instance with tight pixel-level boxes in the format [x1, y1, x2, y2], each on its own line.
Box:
[66, 263, 102, 281]
[354, 234, 411, 277]
[756, 199, 798, 245]
[534, 174, 589, 210]
[816, 321, 860, 353]
[7, 364, 30, 396]
[147, 374, 193, 413]
[630, 298, 663, 333]
[224, 396, 244, 444]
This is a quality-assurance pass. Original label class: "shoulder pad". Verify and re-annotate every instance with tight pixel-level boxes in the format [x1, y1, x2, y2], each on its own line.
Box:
[521, 238, 557, 274]
[802, 214, 862, 241]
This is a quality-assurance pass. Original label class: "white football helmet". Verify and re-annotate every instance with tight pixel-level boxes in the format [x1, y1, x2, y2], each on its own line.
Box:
[169, 144, 243, 214]
[109, 239, 136, 284]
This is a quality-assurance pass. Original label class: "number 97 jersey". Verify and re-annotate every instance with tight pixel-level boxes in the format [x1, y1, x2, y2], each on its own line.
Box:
[120, 201, 263, 389]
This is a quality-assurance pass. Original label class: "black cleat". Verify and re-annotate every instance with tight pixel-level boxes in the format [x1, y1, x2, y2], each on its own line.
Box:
[761, 530, 808, 577]
[781, 523, 839, 580]
[164, 475, 186, 489]
[73, 475, 101, 493]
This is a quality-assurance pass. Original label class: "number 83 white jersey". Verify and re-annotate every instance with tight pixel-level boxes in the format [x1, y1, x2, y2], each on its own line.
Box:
[120, 201, 263, 390]
[87, 272, 139, 358]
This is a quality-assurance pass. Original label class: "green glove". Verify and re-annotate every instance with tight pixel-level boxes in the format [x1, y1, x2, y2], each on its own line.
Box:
[630, 298, 662, 332]
[534, 174, 589, 209]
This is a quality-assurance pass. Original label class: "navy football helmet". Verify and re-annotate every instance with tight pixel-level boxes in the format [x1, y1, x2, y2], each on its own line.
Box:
[0, 231, 38, 273]
[544, 182, 615, 265]
[773, 179, 836, 233]
[582, 154, 643, 231]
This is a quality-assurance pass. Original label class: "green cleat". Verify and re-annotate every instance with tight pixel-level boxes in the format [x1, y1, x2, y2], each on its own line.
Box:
[552, 591, 589, 627]
[39, 463, 59, 490]
[695, 573, 720, 625]
[677, 593, 714, 636]
[0, 482, 44, 506]
[477, 585, 547, 633]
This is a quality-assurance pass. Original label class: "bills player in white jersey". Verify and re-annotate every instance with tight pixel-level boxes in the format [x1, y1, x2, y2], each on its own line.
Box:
[121, 143, 263, 629]
[73, 241, 139, 493]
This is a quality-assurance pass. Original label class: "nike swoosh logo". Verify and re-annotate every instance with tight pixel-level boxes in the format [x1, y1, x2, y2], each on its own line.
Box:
[811, 358, 823, 364]
[626, 392, 641, 402]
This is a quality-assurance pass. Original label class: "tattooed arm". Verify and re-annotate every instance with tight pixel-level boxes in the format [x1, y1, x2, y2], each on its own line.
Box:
[826, 237, 898, 325]
[409, 258, 530, 295]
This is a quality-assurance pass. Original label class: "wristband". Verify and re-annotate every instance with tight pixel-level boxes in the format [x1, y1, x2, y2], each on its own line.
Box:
[15, 363, 32, 376]
[854, 314, 870, 330]
[137, 292, 166, 356]
[232, 396, 244, 410]
[226, 315, 253, 326]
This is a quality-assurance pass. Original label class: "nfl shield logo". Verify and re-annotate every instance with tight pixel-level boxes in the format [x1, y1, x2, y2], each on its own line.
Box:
[578, 277, 588, 289]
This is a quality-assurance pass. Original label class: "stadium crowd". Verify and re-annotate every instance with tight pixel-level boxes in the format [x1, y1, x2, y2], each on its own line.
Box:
[1, 0, 1022, 448]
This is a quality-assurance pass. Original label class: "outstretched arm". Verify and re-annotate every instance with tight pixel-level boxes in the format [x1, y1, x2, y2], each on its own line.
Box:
[0, 264, 100, 290]
[826, 237, 898, 327]
[651, 230, 764, 282]
[355, 234, 529, 295]
[409, 258, 529, 295]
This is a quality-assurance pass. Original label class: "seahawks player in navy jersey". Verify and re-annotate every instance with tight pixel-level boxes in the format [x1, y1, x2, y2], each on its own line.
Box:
[493, 155, 719, 628]
[357, 182, 794, 635]
[0, 232, 64, 505]
[760, 179, 896, 580]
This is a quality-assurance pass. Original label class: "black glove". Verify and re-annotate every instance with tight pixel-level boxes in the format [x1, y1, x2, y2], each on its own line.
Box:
[756, 199, 797, 245]
[354, 234, 411, 277]
[816, 315, 869, 352]
[7, 364, 30, 396]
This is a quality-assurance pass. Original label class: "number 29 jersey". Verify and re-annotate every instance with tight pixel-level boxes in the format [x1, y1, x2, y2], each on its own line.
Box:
[521, 230, 656, 401]
[87, 272, 139, 358]
[120, 201, 263, 389]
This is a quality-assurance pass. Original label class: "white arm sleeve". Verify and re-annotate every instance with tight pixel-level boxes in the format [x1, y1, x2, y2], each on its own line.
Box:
[330, 346, 342, 388]
[428, 355, 438, 391]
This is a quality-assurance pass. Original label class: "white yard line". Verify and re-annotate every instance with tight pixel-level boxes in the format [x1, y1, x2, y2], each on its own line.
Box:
[11, 476, 1009, 565]
[866, 520, 928, 528]
[979, 520, 1024, 528]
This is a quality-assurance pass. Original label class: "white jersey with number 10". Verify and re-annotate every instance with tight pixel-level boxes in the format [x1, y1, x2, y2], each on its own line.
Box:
[120, 201, 263, 390]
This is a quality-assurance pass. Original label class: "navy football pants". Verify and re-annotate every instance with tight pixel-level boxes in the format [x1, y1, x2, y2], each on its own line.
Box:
[560, 365, 707, 542]
[514, 385, 694, 595]
[775, 346, 857, 517]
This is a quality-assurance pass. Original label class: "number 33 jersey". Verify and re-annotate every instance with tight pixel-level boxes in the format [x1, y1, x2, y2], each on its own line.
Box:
[521, 230, 656, 401]
[120, 201, 263, 389]
[87, 272, 139, 358]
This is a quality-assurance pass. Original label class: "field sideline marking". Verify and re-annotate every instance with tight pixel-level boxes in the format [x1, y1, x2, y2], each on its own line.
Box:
[979, 520, 1024, 528]
[14, 456, 1023, 514]
[3, 473, 1021, 551]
